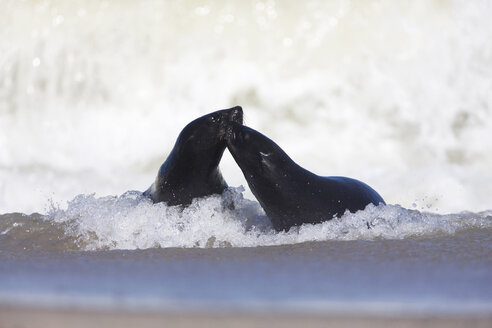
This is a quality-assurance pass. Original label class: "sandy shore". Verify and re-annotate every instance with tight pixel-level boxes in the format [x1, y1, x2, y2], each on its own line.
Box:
[1, 305, 491, 328]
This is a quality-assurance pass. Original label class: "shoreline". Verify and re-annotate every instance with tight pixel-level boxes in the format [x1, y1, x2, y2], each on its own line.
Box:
[1, 305, 491, 328]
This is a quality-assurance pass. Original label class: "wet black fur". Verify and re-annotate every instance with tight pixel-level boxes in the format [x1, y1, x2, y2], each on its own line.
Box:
[226, 122, 385, 231]
[144, 106, 243, 206]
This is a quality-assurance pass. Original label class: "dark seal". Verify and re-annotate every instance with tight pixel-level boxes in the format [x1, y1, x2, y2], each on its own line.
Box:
[226, 122, 385, 231]
[144, 106, 243, 206]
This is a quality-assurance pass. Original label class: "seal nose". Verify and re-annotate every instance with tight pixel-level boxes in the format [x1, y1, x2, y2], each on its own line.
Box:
[230, 106, 243, 124]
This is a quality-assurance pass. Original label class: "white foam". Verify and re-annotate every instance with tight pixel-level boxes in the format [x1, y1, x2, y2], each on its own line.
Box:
[45, 187, 492, 251]
[1, 1, 492, 214]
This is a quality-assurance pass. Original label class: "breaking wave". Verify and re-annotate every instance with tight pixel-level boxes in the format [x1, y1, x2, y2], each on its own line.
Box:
[1, 187, 491, 251]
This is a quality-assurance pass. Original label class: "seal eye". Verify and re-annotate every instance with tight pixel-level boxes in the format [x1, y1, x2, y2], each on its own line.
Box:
[208, 115, 218, 124]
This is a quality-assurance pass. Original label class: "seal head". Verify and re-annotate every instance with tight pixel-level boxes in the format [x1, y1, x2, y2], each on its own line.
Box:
[144, 106, 243, 206]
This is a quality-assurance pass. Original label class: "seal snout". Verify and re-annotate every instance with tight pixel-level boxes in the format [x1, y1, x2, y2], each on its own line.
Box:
[218, 106, 243, 140]
[230, 106, 243, 124]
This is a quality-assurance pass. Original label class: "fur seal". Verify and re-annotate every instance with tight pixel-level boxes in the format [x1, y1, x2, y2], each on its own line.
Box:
[226, 122, 385, 231]
[144, 106, 243, 206]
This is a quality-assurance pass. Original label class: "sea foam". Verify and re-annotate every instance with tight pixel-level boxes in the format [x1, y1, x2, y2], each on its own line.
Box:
[1, 1, 492, 214]
[36, 187, 492, 251]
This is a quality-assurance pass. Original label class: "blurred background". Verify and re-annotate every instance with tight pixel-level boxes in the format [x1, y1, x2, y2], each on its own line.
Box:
[1, 0, 491, 214]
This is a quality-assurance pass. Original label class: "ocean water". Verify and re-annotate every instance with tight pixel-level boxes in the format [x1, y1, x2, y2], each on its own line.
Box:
[1, 0, 492, 317]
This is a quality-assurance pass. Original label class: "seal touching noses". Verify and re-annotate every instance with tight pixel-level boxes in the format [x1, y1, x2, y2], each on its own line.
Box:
[226, 122, 385, 231]
[144, 106, 243, 206]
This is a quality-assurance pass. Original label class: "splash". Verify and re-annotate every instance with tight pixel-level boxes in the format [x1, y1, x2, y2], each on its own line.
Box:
[1, 1, 492, 214]
[46, 187, 269, 250]
[2, 187, 490, 251]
